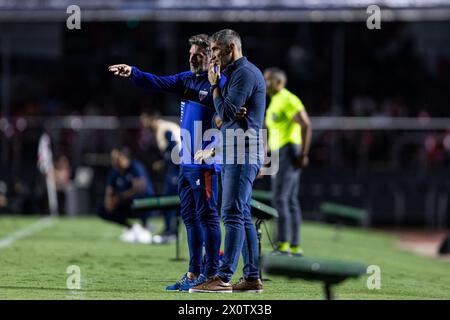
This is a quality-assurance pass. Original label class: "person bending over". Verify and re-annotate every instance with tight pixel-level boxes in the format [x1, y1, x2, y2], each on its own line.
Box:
[98, 147, 155, 244]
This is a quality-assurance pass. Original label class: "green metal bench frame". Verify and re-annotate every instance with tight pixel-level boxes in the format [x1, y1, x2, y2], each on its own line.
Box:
[133, 196, 279, 267]
[263, 252, 368, 299]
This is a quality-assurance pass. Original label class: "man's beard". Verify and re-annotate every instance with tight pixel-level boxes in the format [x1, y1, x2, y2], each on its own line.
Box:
[219, 54, 233, 69]
[190, 64, 206, 74]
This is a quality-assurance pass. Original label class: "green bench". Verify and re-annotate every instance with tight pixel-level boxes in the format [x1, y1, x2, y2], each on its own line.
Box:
[250, 198, 278, 279]
[320, 202, 369, 223]
[250, 198, 278, 220]
[262, 252, 368, 299]
[320, 202, 369, 240]
[133, 196, 279, 264]
[133, 196, 183, 260]
[251, 190, 272, 204]
[133, 196, 180, 211]
[133, 193, 275, 215]
[132, 196, 277, 220]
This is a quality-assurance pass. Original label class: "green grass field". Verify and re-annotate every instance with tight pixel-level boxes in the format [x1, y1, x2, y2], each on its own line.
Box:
[0, 215, 449, 300]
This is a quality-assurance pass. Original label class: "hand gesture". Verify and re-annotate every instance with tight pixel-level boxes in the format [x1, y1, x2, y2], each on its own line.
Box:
[234, 107, 247, 120]
[194, 148, 216, 164]
[108, 64, 132, 78]
[208, 63, 220, 85]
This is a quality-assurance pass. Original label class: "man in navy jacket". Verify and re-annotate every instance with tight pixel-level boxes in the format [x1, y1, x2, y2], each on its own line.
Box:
[190, 29, 266, 293]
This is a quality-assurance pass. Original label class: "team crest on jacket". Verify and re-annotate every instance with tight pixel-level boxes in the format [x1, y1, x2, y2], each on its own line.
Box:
[199, 89, 208, 101]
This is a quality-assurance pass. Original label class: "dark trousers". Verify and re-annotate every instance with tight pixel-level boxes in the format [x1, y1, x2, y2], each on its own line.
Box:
[178, 166, 221, 277]
[218, 162, 261, 282]
[97, 200, 152, 228]
[271, 143, 303, 246]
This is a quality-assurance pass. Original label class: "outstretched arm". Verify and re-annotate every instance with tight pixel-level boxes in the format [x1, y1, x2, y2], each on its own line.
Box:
[108, 64, 183, 94]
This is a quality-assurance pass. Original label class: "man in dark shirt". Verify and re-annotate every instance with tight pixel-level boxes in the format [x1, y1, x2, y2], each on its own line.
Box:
[190, 29, 266, 293]
[97, 147, 155, 244]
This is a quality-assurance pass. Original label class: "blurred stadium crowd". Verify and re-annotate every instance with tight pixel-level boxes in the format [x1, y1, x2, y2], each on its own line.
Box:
[6, 22, 450, 118]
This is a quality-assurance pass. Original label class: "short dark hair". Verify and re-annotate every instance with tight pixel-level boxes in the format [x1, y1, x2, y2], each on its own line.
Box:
[120, 147, 131, 158]
[112, 146, 131, 159]
[264, 67, 287, 84]
[211, 29, 242, 50]
[188, 34, 211, 55]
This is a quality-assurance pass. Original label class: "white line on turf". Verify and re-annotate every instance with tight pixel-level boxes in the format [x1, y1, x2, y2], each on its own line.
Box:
[0, 217, 56, 249]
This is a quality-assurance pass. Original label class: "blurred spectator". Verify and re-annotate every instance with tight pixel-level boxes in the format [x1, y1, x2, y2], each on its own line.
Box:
[97, 147, 155, 244]
[0, 180, 8, 213]
[424, 134, 446, 168]
[55, 155, 71, 191]
[54, 155, 75, 215]
[378, 97, 409, 117]
[140, 112, 180, 241]
[443, 130, 450, 157]
[351, 95, 376, 116]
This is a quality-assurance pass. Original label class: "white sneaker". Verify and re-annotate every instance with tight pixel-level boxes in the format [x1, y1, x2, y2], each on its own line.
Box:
[152, 234, 163, 244]
[120, 227, 136, 243]
[133, 224, 152, 244]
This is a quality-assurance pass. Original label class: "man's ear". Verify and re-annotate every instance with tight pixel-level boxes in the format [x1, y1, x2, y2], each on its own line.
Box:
[227, 43, 234, 55]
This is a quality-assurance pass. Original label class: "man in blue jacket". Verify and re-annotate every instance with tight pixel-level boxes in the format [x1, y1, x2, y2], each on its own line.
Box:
[108, 35, 229, 291]
[98, 147, 155, 244]
[190, 29, 266, 293]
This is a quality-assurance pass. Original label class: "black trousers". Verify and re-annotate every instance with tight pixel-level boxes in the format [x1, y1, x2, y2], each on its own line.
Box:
[97, 200, 152, 228]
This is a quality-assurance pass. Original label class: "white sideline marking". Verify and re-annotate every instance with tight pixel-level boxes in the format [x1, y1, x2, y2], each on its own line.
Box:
[0, 217, 56, 249]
